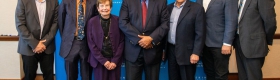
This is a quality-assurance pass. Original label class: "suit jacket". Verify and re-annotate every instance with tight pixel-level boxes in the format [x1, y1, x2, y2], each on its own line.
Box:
[119, 0, 169, 65]
[87, 15, 124, 68]
[197, 0, 238, 47]
[58, 0, 98, 58]
[15, 0, 58, 56]
[236, 0, 276, 58]
[167, 1, 206, 65]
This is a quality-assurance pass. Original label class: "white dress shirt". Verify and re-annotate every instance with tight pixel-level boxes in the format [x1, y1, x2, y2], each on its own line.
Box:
[203, 0, 211, 12]
[35, 0, 46, 39]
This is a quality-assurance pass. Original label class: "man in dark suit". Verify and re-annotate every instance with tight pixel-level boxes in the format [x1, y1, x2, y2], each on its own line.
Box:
[119, 0, 169, 79]
[166, 0, 205, 80]
[15, 0, 58, 79]
[234, 0, 277, 80]
[196, 0, 238, 79]
[58, 0, 98, 80]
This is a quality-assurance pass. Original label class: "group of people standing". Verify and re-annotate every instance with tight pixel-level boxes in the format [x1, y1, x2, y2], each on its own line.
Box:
[15, 0, 277, 80]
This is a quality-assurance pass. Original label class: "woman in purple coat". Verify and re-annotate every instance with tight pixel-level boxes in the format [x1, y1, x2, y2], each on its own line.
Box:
[87, 0, 124, 80]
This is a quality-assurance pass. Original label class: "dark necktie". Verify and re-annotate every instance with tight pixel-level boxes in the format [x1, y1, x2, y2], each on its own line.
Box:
[77, 0, 85, 40]
[142, 0, 147, 29]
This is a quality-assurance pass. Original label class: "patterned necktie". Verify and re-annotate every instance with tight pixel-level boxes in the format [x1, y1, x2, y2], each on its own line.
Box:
[142, 0, 147, 29]
[237, 0, 244, 34]
[77, 0, 85, 40]
[238, 0, 243, 17]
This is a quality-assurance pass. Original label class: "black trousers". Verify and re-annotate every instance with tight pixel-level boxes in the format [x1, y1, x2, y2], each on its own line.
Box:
[168, 43, 197, 80]
[234, 35, 265, 80]
[64, 39, 92, 80]
[125, 50, 161, 80]
[202, 46, 230, 80]
[22, 53, 54, 80]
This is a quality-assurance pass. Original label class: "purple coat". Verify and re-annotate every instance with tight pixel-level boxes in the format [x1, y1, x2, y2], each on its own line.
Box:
[87, 15, 124, 68]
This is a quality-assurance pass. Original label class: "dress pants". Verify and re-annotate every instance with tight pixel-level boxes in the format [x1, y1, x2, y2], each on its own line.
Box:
[202, 46, 230, 80]
[234, 35, 265, 80]
[22, 53, 54, 80]
[168, 43, 197, 80]
[125, 50, 161, 80]
[64, 39, 92, 80]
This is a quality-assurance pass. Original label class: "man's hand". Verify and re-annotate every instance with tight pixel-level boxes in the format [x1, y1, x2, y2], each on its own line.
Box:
[33, 39, 46, 53]
[142, 44, 153, 49]
[138, 35, 153, 48]
[221, 45, 232, 55]
[190, 54, 199, 64]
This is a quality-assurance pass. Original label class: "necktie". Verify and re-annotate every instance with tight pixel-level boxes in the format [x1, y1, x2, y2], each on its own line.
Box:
[142, 0, 147, 29]
[237, 0, 244, 34]
[238, 0, 243, 16]
[77, 0, 85, 40]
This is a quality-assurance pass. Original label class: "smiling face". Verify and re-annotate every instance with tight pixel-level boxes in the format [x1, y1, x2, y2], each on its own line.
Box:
[97, 0, 112, 18]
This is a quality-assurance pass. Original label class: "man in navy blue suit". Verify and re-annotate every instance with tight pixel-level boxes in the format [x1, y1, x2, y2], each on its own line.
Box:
[58, 0, 98, 80]
[196, 0, 238, 80]
[119, 0, 169, 79]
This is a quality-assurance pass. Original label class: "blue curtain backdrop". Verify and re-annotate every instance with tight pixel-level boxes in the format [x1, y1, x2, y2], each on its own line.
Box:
[55, 0, 206, 80]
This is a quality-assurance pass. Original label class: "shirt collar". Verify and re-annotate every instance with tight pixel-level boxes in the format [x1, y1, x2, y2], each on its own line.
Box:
[35, 0, 46, 3]
[141, 0, 149, 2]
[174, 0, 186, 8]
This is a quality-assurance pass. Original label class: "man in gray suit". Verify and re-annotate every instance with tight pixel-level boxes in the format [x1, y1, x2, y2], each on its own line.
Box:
[234, 0, 276, 80]
[15, 0, 58, 80]
[196, 0, 238, 80]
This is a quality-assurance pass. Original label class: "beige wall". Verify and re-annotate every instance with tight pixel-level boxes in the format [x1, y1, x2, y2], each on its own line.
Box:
[276, 0, 280, 33]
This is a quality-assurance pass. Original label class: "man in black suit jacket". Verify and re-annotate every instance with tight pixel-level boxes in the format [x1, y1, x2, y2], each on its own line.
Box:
[15, 0, 58, 79]
[58, 0, 98, 80]
[119, 0, 169, 79]
[166, 0, 205, 80]
[196, 0, 238, 79]
[234, 0, 277, 80]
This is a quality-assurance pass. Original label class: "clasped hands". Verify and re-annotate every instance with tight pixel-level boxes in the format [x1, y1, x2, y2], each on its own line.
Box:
[138, 35, 153, 49]
[104, 61, 117, 70]
[33, 39, 46, 54]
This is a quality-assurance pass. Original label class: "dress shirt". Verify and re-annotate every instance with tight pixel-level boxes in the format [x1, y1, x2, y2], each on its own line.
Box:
[141, 0, 149, 8]
[203, 0, 211, 12]
[35, 0, 46, 39]
[168, 1, 186, 44]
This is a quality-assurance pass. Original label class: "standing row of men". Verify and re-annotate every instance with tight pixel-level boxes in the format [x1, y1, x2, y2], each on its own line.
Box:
[15, 0, 276, 80]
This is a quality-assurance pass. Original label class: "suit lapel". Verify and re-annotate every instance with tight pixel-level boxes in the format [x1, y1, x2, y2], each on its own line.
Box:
[206, 0, 216, 13]
[43, 0, 51, 28]
[145, 0, 155, 28]
[177, 1, 190, 25]
[71, 0, 77, 22]
[31, 1, 40, 24]
[196, 0, 203, 5]
[168, 3, 174, 17]
[85, 0, 93, 21]
[136, 0, 142, 30]
[239, 0, 252, 23]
